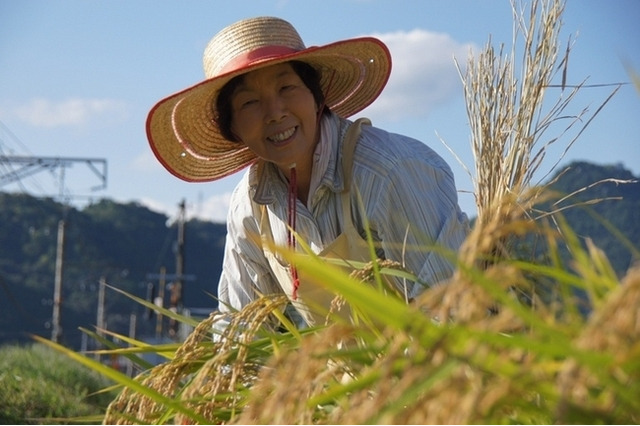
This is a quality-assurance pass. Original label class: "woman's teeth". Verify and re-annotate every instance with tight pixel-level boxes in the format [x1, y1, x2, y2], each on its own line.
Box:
[269, 127, 295, 142]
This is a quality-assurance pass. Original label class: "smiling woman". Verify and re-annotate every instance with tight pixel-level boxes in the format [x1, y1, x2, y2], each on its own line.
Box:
[146, 16, 470, 330]
[223, 63, 320, 184]
[1, 1, 637, 228]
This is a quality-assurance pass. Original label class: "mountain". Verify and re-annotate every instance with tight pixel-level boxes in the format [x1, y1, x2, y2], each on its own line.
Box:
[0, 161, 638, 350]
[541, 161, 639, 275]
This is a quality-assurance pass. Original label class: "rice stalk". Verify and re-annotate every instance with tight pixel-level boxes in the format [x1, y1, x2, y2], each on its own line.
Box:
[459, 0, 561, 224]
[103, 312, 218, 424]
[456, 0, 621, 268]
[94, 219, 639, 423]
[103, 295, 293, 424]
[555, 265, 640, 424]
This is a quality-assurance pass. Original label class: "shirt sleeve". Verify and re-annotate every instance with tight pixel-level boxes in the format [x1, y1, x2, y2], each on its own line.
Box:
[357, 132, 469, 299]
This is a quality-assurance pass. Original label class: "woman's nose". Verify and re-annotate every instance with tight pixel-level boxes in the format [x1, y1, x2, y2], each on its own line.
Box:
[264, 95, 286, 123]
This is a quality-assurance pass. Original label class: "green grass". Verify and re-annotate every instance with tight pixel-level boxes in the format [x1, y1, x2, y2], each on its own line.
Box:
[0, 343, 117, 425]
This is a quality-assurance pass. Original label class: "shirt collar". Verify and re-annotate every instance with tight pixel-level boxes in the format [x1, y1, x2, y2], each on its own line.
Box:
[249, 112, 345, 206]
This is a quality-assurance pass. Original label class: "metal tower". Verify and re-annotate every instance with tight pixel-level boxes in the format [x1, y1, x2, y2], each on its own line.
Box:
[0, 155, 108, 343]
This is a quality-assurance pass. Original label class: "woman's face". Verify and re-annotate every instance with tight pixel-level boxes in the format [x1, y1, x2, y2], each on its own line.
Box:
[229, 62, 319, 172]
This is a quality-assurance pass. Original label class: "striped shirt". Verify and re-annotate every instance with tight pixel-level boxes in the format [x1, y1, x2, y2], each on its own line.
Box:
[216, 112, 469, 320]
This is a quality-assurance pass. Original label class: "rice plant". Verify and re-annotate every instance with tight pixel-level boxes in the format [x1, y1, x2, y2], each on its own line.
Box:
[37, 0, 639, 423]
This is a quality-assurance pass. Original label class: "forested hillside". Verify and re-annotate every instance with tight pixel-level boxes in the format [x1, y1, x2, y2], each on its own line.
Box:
[0, 196, 227, 350]
[0, 160, 637, 350]
[542, 161, 639, 275]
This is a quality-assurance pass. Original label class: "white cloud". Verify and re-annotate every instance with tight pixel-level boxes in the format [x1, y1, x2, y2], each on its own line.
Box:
[139, 191, 231, 224]
[13, 97, 127, 127]
[136, 197, 186, 227]
[362, 29, 476, 121]
[132, 150, 164, 172]
[195, 192, 232, 223]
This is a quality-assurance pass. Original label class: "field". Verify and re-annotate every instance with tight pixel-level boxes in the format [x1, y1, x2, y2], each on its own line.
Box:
[36, 0, 640, 424]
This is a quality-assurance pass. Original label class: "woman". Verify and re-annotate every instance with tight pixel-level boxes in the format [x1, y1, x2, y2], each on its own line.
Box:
[147, 16, 469, 329]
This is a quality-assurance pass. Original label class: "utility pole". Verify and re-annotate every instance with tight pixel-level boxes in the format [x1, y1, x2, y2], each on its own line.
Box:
[97, 277, 106, 335]
[155, 267, 167, 340]
[51, 218, 66, 343]
[126, 313, 137, 377]
[146, 268, 195, 340]
[169, 199, 186, 337]
[146, 200, 195, 340]
[174, 200, 186, 309]
[95, 276, 107, 359]
[0, 154, 107, 344]
[51, 164, 68, 344]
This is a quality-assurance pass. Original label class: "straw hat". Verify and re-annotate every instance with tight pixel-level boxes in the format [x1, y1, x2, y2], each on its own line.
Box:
[146, 16, 392, 182]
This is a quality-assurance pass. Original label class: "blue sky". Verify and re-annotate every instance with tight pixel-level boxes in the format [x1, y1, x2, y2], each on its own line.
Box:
[1, 0, 638, 223]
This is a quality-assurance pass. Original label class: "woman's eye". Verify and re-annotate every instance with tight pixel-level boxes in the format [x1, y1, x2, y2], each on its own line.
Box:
[240, 98, 258, 109]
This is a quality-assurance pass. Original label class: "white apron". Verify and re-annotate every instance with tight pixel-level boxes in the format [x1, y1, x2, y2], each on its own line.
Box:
[259, 118, 373, 326]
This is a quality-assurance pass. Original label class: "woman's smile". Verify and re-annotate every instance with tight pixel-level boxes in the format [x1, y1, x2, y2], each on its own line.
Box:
[267, 126, 297, 145]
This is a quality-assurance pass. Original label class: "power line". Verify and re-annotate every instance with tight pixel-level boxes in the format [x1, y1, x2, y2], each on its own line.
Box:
[0, 155, 107, 194]
[0, 126, 108, 344]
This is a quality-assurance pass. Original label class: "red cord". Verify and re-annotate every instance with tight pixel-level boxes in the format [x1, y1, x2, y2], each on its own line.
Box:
[288, 166, 300, 300]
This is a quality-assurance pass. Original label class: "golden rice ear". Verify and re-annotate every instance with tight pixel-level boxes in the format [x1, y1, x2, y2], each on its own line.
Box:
[104, 312, 219, 424]
[555, 265, 640, 423]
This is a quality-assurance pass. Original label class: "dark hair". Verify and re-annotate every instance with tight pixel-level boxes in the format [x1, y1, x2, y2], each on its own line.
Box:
[214, 60, 328, 142]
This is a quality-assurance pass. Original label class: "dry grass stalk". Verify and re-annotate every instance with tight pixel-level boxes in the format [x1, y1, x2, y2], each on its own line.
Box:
[457, 0, 619, 266]
[460, 0, 563, 225]
[231, 251, 546, 424]
[245, 286, 538, 423]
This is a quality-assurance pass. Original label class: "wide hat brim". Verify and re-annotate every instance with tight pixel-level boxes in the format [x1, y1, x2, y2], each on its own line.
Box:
[147, 37, 391, 182]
